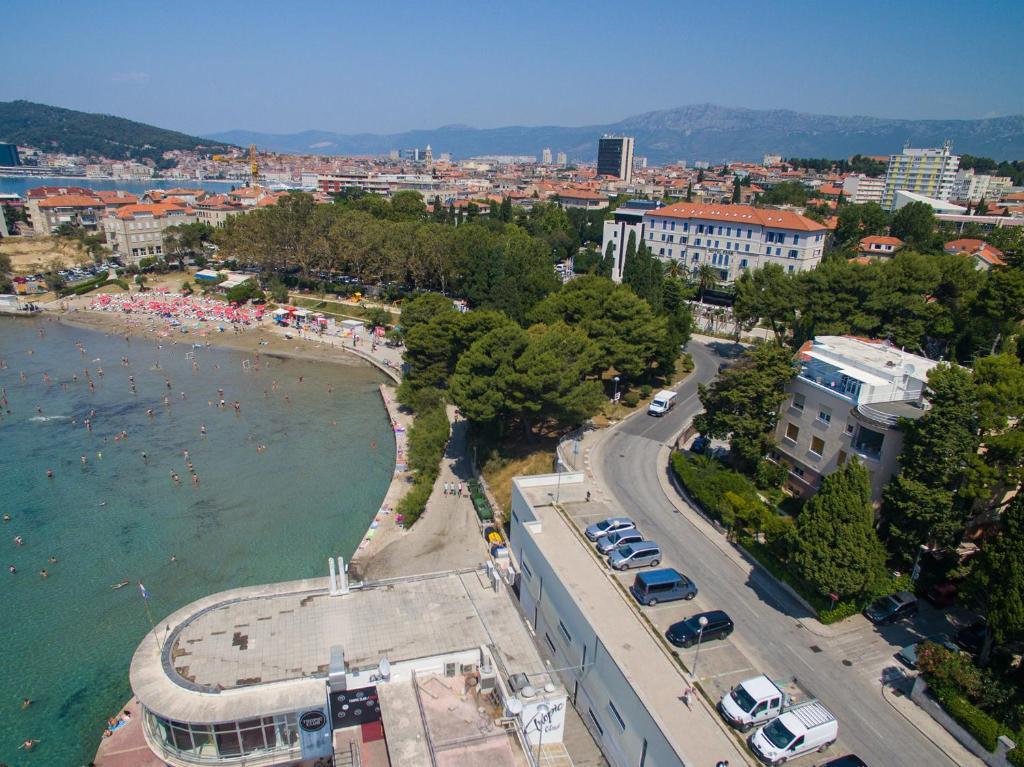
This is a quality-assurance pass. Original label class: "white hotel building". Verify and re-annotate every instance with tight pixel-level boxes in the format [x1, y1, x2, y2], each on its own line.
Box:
[603, 201, 829, 283]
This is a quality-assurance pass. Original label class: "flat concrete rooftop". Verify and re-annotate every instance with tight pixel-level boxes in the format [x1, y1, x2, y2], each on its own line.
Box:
[131, 570, 498, 724]
[174, 573, 487, 689]
[516, 479, 748, 767]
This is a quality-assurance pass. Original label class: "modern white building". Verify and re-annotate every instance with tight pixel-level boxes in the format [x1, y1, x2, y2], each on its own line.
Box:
[508, 474, 748, 767]
[881, 143, 960, 210]
[541, 148, 552, 165]
[841, 174, 885, 205]
[556, 151, 568, 166]
[893, 190, 967, 215]
[126, 567, 570, 767]
[772, 336, 941, 504]
[952, 169, 1014, 203]
[600, 200, 663, 282]
[638, 202, 829, 282]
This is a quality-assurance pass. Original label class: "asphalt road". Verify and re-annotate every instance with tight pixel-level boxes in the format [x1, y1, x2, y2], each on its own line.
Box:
[593, 339, 964, 767]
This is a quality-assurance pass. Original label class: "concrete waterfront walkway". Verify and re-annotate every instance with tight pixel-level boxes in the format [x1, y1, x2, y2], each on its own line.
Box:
[359, 407, 486, 580]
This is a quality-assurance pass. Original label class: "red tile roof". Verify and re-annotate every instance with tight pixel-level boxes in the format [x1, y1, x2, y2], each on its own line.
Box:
[27, 186, 94, 199]
[95, 190, 138, 205]
[38, 194, 102, 208]
[654, 202, 828, 232]
[944, 239, 1006, 266]
[115, 203, 191, 220]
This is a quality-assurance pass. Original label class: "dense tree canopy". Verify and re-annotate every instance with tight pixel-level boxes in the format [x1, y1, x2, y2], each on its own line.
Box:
[694, 342, 795, 471]
[792, 460, 889, 599]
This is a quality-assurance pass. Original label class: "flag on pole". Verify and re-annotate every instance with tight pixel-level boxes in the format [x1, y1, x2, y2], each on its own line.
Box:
[138, 581, 151, 600]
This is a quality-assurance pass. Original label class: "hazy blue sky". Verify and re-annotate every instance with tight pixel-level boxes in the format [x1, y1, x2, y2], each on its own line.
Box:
[4, 0, 1022, 136]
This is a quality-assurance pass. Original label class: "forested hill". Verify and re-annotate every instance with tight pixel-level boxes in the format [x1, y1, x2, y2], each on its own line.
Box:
[0, 100, 235, 164]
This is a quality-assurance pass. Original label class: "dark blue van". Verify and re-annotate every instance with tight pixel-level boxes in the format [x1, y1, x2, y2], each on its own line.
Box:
[630, 568, 698, 606]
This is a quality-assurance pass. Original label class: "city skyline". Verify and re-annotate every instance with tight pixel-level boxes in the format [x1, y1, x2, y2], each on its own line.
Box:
[3, 0, 1023, 137]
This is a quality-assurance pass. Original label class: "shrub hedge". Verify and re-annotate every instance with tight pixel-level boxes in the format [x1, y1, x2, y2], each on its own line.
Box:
[670, 451, 767, 525]
[395, 402, 450, 526]
[931, 685, 1001, 752]
[1009, 745, 1024, 766]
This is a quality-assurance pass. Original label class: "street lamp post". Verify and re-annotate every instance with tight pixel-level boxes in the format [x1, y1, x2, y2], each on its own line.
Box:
[534, 702, 549, 767]
[612, 375, 620, 403]
[691, 615, 709, 681]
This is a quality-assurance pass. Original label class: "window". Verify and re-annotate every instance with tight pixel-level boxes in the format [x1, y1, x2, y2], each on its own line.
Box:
[717, 226, 723, 235]
[608, 701, 626, 731]
[791, 393, 805, 411]
[785, 423, 799, 442]
[588, 708, 604, 736]
[714, 240, 720, 248]
[747, 229, 753, 238]
[521, 558, 532, 578]
[698, 224, 705, 233]
[695, 238, 701, 246]
[788, 265, 795, 273]
[845, 422, 855, 435]
[837, 449, 848, 465]
[558, 620, 572, 644]
[544, 632, 556, 653]
[776, 247, 782, 256]
[670, 221, 675, 231]
[745, 243, 750, 252]
[793, 466, 806, 477]
[789, 249, 798, 258]
[793, 234, 800, 244]
[683, 222, 689, 231]
[740, 259, 748, 268]
[766, 232, 774, 243]
[817, 407, 832, 424]
[810, 436, 825, 456]
[726, 227, 732, 236]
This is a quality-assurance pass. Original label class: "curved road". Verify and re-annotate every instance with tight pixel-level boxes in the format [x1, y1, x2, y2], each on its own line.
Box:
[593, 340, 961, 767]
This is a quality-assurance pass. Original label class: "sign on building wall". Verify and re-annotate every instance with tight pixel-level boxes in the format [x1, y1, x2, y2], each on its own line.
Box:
[298, 707, 333, 760]
[329, 686, 381, 729]
[521, 695, 568, 745]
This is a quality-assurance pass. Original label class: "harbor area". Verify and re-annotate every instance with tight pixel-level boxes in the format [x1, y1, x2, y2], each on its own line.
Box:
[99, 566, 580, 767]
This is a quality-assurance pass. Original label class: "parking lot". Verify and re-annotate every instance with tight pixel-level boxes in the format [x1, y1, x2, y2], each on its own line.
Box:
[564, 498, 860, 765]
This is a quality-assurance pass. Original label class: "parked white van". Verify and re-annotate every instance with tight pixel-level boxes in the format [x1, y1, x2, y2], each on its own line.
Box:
[748, 700, 837, 765]
[647, 389, 677, 416]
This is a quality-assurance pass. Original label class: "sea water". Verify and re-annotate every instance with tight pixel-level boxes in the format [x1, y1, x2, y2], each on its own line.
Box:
[0, 318, 394, 765]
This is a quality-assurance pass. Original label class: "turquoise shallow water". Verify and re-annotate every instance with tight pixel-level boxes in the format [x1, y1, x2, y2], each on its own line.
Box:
[0, 318, 394, 766]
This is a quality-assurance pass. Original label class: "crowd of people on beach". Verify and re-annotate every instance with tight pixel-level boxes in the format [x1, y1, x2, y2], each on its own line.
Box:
[89, 291, 265, 326]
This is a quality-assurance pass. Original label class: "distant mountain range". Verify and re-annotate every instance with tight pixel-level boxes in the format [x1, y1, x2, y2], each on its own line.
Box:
[207, 104, 1024, 163]
[0, 100, 235, 164]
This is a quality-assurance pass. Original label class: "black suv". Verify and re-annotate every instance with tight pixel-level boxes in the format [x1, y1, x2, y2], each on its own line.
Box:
[665, 610, 734, 648]
[863, 592, 918, 625]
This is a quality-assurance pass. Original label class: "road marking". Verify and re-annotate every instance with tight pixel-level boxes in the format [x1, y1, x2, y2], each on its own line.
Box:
[794, 651, 814, 671]
[704, 666, 754, 681]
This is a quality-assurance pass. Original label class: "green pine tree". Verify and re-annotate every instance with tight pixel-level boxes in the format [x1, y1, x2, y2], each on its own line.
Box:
[791, 459, 889, 599]
[732, 176, 741, 203]
[599, 240, 615, 279]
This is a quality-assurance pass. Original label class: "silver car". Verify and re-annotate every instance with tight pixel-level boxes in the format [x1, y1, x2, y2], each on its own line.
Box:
[596, 529, 644, 554]
[585, 517, 635, 542]
[608, 541, 661, 570]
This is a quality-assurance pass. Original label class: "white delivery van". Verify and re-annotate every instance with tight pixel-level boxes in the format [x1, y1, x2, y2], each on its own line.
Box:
[718, 675, 796, 731]
[648, 389, 677, 416]
[748, 700, 837, 765]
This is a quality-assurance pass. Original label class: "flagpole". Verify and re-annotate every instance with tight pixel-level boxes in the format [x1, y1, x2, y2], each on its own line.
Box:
[138, 581, 160, 656]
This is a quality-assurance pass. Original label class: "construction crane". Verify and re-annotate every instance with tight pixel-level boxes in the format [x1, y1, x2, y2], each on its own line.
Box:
[212, 144, 261, 188]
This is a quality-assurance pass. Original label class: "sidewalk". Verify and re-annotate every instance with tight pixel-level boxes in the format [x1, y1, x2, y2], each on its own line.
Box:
[359, 407, 487, 580]
[882, 682, 984, 766]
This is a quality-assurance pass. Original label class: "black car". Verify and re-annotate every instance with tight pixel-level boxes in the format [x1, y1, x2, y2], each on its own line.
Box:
[955, 621, 987, 655]
[863, 592, 918, 625]
[666, 610, 733, 648]
[690, 436, 710, 455]
[819, 756, 868, 767]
